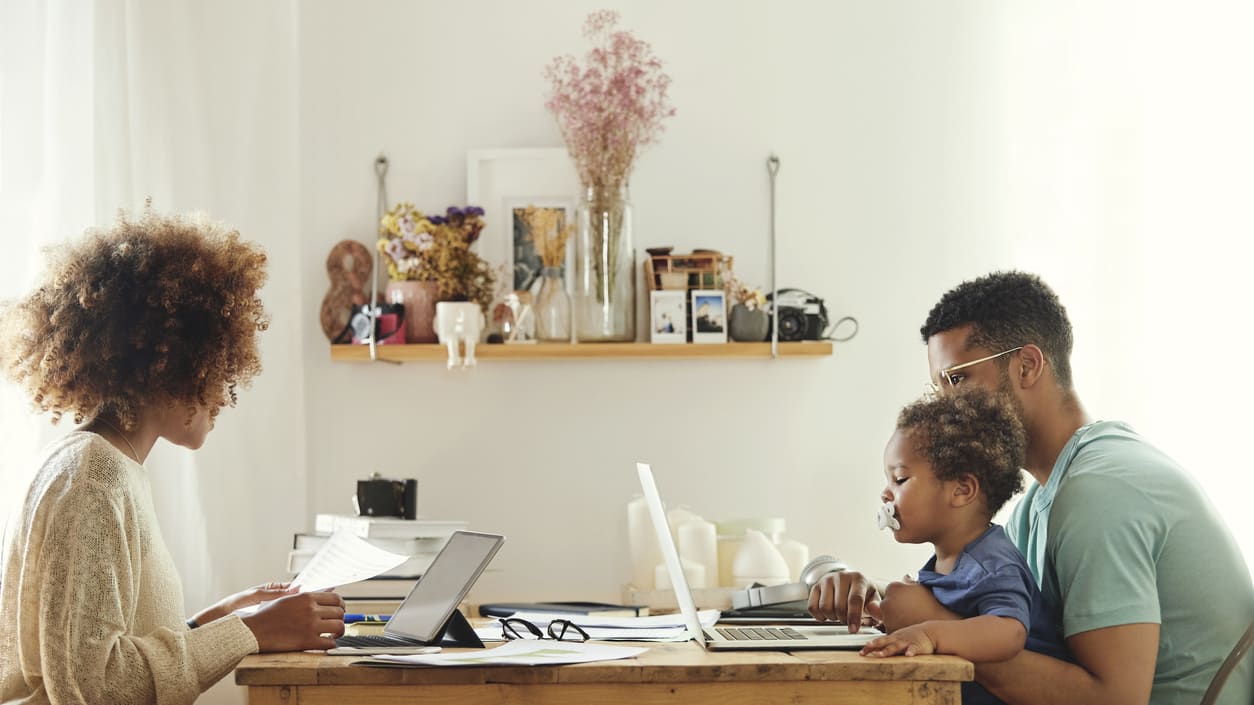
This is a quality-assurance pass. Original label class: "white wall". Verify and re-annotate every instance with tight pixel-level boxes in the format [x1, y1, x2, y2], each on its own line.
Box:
[298, 0, 1254, 611]
[298, 0, 923, 605]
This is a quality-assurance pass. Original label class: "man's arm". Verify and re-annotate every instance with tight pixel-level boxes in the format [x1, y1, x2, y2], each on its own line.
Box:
[880, 581, 1158, 705]
[978, 623, 1157, 705]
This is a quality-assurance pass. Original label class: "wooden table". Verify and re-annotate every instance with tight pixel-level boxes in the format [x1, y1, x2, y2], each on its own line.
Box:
[235, 641, 972, 704]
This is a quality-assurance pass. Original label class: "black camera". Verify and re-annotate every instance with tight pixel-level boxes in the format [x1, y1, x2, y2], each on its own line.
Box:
[765, 289, 829, 341]
[354, 474, 418, 519]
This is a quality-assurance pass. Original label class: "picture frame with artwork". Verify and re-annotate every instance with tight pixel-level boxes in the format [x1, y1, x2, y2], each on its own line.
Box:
[650, 290, 687, 344]
[504, 198, 575, 293]
[691, 290, 727, 344]
[466, 148, 579, 296]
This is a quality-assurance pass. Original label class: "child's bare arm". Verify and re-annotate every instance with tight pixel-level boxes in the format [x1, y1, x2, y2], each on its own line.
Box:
[861, 615, 1027, 662]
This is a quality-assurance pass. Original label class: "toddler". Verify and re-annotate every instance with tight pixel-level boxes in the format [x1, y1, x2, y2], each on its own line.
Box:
[862, 388, 1070, 705]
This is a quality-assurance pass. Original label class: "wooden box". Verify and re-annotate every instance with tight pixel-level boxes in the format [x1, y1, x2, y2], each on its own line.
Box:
[644, 252, 734, 292]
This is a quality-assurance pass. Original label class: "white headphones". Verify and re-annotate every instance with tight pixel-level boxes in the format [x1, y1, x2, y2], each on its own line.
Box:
[729, 555, 848, 609]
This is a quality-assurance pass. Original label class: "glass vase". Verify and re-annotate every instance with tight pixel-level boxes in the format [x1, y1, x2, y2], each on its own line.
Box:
[535, 266, 571, 342]
[574, 184, 635, 342]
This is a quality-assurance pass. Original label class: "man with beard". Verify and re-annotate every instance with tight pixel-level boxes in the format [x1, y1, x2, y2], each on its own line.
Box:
[809, 271, 1253, 705]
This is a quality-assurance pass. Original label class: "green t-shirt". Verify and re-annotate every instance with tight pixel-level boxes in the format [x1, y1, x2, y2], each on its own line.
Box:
[1007, 421, 1253, 705]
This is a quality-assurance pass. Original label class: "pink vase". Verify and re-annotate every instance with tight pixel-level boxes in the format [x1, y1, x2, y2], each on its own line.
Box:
[385, 280, 439, 343]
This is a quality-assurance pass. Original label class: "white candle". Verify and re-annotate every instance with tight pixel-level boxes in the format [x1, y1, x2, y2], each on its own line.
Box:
[656, 558, 707, 591]
[678, 519, 719, 590]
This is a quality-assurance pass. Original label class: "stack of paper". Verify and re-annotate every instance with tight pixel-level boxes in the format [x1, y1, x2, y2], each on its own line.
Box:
[313, 514, 467, 539]
[474, 609, 720, 642]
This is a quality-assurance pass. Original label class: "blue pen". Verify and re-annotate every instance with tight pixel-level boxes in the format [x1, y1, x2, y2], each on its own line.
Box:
[344, 614, 391, 623]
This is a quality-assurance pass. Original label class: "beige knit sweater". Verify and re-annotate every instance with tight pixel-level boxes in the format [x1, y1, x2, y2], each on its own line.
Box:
[0, 432, 258, 705]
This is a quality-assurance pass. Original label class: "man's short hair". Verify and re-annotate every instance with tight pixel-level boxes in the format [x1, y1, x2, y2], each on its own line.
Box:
[920, 271, 1075, 389]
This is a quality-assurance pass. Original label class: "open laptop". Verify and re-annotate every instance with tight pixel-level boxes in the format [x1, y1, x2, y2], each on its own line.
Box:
[329, 530, 504, 655]
[637, 462, 877, 651]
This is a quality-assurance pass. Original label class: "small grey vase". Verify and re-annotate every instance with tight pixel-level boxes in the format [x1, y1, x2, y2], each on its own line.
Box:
[729, 303, 770, 342]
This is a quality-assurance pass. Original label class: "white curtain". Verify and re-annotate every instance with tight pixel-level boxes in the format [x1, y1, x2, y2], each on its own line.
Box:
[0, 0, 100, 517]
[0, 2, 304, 703]
[988, 0, 1254, 565]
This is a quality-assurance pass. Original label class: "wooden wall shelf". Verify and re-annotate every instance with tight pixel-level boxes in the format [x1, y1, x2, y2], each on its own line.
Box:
[329, 341, 833, 362]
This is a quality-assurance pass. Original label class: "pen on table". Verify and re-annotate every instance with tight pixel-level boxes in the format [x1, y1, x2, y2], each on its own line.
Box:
[344, 614, 391, 623]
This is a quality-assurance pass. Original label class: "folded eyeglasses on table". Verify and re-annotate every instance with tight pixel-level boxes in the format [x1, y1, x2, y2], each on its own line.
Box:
[500, 617, 590, 643]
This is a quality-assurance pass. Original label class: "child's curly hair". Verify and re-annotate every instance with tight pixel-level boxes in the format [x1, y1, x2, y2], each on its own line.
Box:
[897, 388, 1026, 516]
[0, 207, 269, 430]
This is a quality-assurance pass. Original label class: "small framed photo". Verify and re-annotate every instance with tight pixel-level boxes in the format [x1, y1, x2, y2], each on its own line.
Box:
[506, 199, 575, 294]
[691, 290, 727, 344]
[650, 290, 687, 344]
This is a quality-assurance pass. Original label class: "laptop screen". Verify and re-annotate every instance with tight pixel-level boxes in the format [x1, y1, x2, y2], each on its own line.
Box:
[385, 530, 504, 642]
[636, 462, 708, 646]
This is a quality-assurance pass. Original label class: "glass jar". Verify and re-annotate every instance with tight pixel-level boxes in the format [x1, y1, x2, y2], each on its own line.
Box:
[534, 266, 571, 342]
[574, 184, 635, 341]
[384, 279, 439, 343]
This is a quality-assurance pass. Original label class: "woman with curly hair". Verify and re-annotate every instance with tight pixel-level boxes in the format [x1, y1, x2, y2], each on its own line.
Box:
[0, 209, 344, 705]
[856, 388, 1071, 705]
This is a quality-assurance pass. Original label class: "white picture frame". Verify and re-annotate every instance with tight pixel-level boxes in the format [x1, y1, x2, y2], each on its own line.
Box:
[466, 148, 579, 296]
[650, 290, 687, 344]
[691, 290, 728, 344]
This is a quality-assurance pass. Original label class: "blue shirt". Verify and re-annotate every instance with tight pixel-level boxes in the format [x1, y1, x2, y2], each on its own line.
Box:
[1006, 421, 1254, 705]
[918, 524, 1070, 705]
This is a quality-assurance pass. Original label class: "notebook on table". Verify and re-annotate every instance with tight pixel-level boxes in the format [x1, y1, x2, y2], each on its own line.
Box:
[636, 462, 878, 651]
[328, 530, 504, 655]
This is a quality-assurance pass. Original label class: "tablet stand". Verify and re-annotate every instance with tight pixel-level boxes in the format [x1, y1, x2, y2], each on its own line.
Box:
[433, 609, 484, 648]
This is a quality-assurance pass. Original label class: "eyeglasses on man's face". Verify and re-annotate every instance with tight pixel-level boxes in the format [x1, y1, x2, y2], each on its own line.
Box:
[500, 617, 590, 643]
[926, 346, 1023, 395]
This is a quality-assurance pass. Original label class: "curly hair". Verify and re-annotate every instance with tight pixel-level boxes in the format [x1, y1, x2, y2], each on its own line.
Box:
[920, 271, 1075, 389]
[897, 387, 1026, 517]
[0, 207, 269, 429]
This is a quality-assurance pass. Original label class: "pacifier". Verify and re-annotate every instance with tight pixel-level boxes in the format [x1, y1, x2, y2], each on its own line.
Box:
[876, 501, 901, 531]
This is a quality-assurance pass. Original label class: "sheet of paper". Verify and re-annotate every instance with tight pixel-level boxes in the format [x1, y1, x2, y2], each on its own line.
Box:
[471, 609, 717, 643]
[288, 529, 409, 592]
[471, 626, 691, 643]
[491, 609, 719, 629]
[364, 640, 648, 667]
[237, 530, 408, 615]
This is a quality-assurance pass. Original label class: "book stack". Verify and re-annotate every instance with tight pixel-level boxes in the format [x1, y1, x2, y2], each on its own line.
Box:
[288, 514, 469, 606]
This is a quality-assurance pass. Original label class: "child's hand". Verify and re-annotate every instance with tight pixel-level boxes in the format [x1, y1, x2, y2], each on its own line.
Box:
[860, 623, 937, 657]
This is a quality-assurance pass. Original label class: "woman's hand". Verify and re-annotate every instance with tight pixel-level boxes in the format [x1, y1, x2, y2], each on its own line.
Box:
[192, 582, 298, 626]
[860, 623, 938, 658]
[241, 591, 346, 652]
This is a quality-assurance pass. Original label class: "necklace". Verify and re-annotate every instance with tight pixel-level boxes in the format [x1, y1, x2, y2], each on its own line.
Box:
[95, 417, 142, 465]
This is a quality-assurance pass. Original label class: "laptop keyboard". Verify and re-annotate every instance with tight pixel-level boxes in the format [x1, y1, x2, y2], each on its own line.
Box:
[335, 634, 424, 647]
[713, 626, 808, 641]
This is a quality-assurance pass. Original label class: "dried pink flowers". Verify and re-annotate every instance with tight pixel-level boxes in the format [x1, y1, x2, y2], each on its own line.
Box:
[544, 10, 676, 190]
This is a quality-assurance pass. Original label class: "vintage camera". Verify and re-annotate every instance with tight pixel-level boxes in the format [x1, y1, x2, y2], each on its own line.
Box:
[765, 289, 829, 341]
[350, 303, 406, 345]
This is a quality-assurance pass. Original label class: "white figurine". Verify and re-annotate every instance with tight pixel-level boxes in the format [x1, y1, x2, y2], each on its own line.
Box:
[433, 302, 485, 369]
